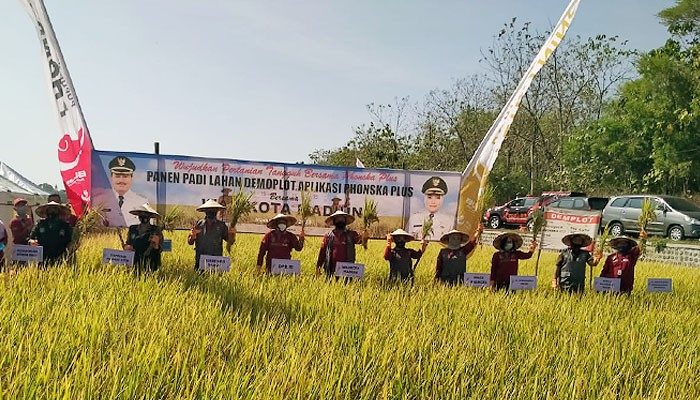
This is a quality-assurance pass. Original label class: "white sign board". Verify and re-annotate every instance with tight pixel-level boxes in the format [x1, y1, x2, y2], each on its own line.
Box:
[594, 277, 621, 293]
[10, 245, 43, 262]
[199, 255, 231, 272]
[271, 258, 301, 275]
[509, 275, 538, 291]
[647, 278, 672, 293]
[541, 208, 601, 251]
[464, 273, 490, 288]
[102, 249, 135, 266]
[335, 262, 365, 278]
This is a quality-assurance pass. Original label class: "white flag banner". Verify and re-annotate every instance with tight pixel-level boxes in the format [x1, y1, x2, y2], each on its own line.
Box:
[456, 0, 581, 234]
[22, 0, 94, 217]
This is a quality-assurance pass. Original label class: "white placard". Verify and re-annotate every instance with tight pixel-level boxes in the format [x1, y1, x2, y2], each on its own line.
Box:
[541, 208, 601, 251]
[464, 273, 490, 288]
[10, 244, 43, 262]
[647, 278, 672, 293]
[509, 275, 538, 291]
[334, 262, 365, 278]
[271, 258, 301, 275]
[594, 277, 621, 293]
[102, 249, 135, 266]
[200, 255, 231, 272]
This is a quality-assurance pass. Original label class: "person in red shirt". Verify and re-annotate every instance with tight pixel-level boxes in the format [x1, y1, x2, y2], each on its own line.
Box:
[257, 213, 305, 274]
[600, 237, 640, 293]
[9, 198, 34, 246]
[384, 229, 427, 282]
[435, 225, 483, 285]
[316, 211, 364, 278]
[490, 232, 537, 291]
[0, 218, 7, 269]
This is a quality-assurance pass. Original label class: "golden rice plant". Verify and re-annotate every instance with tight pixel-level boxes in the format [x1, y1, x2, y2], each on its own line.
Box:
[361, 196, 379, 249]
[298, 190, 313, 231]
[638, 198, 657, 256]
[422, 216, 434, 240]
[529, 208, 545, 241]
[227, 186, 257, 254]
[475, 183, 495, 225]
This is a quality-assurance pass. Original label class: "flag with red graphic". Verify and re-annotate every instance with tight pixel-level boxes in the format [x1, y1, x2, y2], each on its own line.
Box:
[22, 0, 93, 217]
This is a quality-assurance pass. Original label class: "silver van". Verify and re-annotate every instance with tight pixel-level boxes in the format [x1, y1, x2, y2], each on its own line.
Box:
[601, 195, 700, 241]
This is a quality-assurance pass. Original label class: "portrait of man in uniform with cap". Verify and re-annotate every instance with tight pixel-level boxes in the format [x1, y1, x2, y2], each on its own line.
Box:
[93, 155, 149, 226]
[406, 176, 454, 240]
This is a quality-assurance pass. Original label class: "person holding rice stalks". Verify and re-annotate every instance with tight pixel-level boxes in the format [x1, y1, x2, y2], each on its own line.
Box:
[434, 225, 482, 285]
[490, 232, 536, 291]
[600, 237, 640, 294]
[187, 200, 234, 270]
[124, 204, 163, 274]
[384, 229, 427, 282]
[316, 210, 364, 278]
[256, 213, 304, 274]
[552, 233, 601, 293]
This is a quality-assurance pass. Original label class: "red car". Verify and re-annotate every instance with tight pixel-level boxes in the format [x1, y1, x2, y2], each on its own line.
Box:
[484, 191, 585, 230]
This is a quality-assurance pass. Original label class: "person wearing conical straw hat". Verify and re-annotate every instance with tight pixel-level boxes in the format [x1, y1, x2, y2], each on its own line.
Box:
[600, 236, 640, 294]
[490, 232, 537, 291]
[256, 213, 305, 274]
[316, 210, 363, 278]
[435, 224, 483, 285]
[28, 201, 73, 267]
[384, 229, 427, 282]
[553, 233, 601, 293]
[123, 204, 163, 274]
[187, 199, 234, 270]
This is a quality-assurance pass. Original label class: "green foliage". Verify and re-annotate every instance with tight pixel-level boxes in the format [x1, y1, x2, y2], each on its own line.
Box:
[2, 232, 700, 398]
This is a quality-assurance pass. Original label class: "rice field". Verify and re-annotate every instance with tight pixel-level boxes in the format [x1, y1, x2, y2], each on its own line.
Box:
[0, 230, 699, 399]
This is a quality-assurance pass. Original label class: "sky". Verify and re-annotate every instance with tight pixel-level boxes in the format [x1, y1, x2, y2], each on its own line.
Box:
[0, 0, 675, 187]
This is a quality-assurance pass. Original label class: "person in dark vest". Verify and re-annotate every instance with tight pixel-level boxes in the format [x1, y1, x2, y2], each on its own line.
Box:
[187, 199, 235, 270]
[600, 237, 640, 294]
[256, 213, 304, 274]
[316, 210, 363, 278]
[384, 229, 428, 282]
[435, 225, 482, 285]
[28, 201, 72, 267]
[490, 232, 536, 291]
[553, 233, 601, 293]
[123, 204, 163, 274]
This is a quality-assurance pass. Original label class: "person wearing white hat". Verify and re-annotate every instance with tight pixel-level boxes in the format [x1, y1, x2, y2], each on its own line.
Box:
[553, 233, 601, 293]
[187, 199, 234, 270]
[28, 201, 73, 267]
[384, 229, 427, 282]
[124, 204, 163, 273]
[256, 213, 305, 274]
[435, 225, 483, 285]
[316, 210, 364, 277]
[600, 237, 640, 294]
[490, 232, 537, 291]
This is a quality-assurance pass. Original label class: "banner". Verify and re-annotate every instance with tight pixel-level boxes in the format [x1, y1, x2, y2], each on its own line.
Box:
[90, 151, 461, 239]
[455, 0, 581, 234]
[22, 0, 93, 217]
[541, 208, 601, 251]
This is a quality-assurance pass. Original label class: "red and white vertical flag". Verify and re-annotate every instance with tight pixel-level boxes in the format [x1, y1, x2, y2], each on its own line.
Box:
[21, 0, 93, 217]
